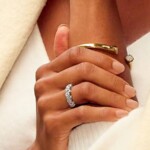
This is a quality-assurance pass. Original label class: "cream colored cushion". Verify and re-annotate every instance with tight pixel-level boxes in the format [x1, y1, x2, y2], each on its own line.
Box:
[0, 0, 46, 89]
[0, 26, 48, 150]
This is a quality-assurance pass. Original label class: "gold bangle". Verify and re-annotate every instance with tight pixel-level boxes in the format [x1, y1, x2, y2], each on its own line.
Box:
[78, 43, 118, 55]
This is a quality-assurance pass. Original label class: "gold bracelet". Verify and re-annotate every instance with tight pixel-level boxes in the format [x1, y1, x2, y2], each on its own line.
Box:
[78, 43, 134, 68]
[78, 43, 118, 55]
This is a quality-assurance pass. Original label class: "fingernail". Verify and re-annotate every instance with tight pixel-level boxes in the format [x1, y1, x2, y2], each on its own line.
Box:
[58, 24, 67, 28]
[126, 99, 139, 109]
[116, 110, 128, 118]
[112, 61, 125, 73]
[124, 85, 136, 97]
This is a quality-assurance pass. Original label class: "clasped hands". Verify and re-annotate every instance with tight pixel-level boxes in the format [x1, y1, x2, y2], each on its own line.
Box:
[30, 25, 138, 150]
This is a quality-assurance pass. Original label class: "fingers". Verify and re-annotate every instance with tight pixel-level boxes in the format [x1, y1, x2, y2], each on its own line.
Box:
[44, 105, 129, 134]
[54, 25, 69, 57]
[50, 47, 125, 74]
[37, 82, 138, 113]
[72, 82, 138, 110]
[68, 106, 128, 126]
[47, 62, 135, 97]
[35, 25, 69, 80]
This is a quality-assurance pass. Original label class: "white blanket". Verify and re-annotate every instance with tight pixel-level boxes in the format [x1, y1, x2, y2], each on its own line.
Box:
[0, 0, 46, 89]
[0, 26, 48, 150]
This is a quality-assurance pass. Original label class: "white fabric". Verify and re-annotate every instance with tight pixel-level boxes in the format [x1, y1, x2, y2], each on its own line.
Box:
[0, 26, 49, 150]
[0, 24, 150, 150]
[0, 0, 46, 89]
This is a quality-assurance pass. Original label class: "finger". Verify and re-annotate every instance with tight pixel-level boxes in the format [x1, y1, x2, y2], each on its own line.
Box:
[50, 46, 125, 74]
[54, 24, 69, 57]
[37, 82, 138, 112]
[44, 106, 129, 134]
[71, 82, 138, 110]
[45, 62, 135, 98]
[67, 106, 129, 127]
[35, 25, 69, 80]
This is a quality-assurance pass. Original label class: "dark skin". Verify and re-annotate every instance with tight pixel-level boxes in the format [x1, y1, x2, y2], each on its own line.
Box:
[38, 0, 70, 59]
[29, 0, 146, 149]
[38, 0, 150, 59]
[69, 0, 131, 84]
[37, 0, 150, 101]
[116, 0, 150, 45]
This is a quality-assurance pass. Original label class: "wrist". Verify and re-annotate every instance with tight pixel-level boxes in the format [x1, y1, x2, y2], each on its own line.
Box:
[28, 142, 40, 150]
[70, 0, 115, 5]
[70, 0, 117, 13]
[69, 0, 136, 101]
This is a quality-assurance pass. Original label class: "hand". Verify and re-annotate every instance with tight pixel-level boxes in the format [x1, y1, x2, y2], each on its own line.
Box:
[30, 25, 138, 150]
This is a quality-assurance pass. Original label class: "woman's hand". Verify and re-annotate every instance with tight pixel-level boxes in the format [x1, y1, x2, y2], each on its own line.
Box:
[30, 26, 138, 150]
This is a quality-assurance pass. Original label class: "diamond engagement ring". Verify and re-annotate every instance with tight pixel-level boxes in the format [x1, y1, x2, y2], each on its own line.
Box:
[65, 84, 76, 108]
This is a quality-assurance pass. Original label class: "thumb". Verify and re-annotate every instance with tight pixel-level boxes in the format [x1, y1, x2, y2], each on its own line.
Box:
[54, 24, 69, 57]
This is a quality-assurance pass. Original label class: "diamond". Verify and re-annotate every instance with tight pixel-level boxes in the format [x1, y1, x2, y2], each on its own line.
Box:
[125, 54, 134, 63]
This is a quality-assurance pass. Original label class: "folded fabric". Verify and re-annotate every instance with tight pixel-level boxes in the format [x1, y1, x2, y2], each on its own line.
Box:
[89, 97, 150, 150]
[0, 26, 49, 150]
[0, 0, 46, 89]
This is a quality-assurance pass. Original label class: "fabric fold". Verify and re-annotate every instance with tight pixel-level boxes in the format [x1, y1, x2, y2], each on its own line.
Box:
[0, 0, 46, 89]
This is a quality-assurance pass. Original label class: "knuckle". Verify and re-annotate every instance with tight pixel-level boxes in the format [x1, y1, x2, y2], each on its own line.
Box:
[42, 76, 53, 87]
[68, 47, 84, 63]
[78, 62, 96, 76]
[108, 92, 117, 103]
[34, 76, 56, 99]
[37, 97, 46, 113]
[108, 92, 126, 108]
[35, 77, 53, 92]
[36, 68, 41, 80]
[34, 80, 43, 96]
[97, 53, 105, 64]
[36, 65, 46, 80]
[100, 107, 117, 121]
[35, 63, 52, 80]
[74, 106, 87, 123]
[111, 75, 121, 87]
[100, 55, 112, 69]
[80, 82, 95, 99]
[115, 95, 126, 107]
[100, 107, 110, 118]
[44, 115, 61, 134]
[111, 75, 125, 91]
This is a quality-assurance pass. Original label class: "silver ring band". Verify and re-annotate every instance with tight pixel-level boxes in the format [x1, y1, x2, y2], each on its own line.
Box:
[65, 84, 76, 108]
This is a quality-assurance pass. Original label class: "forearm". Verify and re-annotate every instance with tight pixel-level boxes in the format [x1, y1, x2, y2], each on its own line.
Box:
[69, 0, 125, 45]
[69, 0, 135, 97]
[38, 0, 70, 59]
